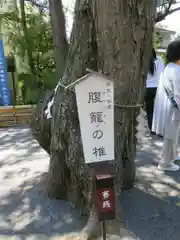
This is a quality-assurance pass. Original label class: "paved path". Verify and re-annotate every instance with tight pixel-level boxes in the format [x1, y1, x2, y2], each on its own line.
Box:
[121, 136, 180, 240]
[0, 127, 86, 240]
[0, 127, 180, 239]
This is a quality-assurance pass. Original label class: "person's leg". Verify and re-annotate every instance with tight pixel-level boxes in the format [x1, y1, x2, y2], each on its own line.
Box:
[174, 125, 180, 160]
[145, 88, 153, 131]
[145, 88, 156, 132]
[151, 88, 157, 134]
[158, 138, 180, 171]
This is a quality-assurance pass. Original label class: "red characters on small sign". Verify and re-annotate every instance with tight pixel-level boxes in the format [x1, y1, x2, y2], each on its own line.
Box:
[96, 188, 115, 213]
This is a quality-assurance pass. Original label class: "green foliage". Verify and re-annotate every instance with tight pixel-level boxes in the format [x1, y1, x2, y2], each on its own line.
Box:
[3, 0, 176, 105]
[153, 30, 160, 50]
[1, 3, 57, 104]
[153, 30, 167, 64]
[157, 0, 170, 7]
[157, 0, 176, 9]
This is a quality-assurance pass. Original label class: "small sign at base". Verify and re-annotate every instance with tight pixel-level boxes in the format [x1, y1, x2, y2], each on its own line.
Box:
[95, 173, 115, 221]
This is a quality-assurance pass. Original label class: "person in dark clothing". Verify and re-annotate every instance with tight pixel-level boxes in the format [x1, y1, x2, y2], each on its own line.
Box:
[145, 48, 165, 133]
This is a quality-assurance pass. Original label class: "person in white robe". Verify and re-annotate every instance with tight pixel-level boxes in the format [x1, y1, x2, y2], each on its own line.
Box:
[152, 68, 167, 136]
[152, 40, 180, 171]
[145, 49, 165, 133]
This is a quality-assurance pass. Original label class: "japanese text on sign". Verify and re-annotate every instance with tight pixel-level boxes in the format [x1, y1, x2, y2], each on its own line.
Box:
[96, 188, 115, 213]
[0, 40, 11, 106]
[75, 73, 114, 164]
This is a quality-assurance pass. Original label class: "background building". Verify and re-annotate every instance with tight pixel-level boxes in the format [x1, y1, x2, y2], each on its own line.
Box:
[155, 26, 176, 53]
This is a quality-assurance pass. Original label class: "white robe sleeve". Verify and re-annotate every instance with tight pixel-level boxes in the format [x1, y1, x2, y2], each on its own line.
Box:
[163, 64, 180, 139]
[156, 56, 165, 84]
[173, 66, 180, 110]
[151, 57, 165, 135]
[152, 73, 167, 135]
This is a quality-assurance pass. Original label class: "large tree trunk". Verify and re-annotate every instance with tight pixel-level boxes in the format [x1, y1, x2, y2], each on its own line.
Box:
[31, 0, 69, 152]
[49, 0, 69, 78]
[47, 0, 98, 202]
[30, 90, 53, 154]
[46, 0, 157, 238]
[19, 0, 35, 77]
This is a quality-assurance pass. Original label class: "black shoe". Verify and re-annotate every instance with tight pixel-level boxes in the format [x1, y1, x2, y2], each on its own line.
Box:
[157, 134, 163, 138]
[150, 131, 156, 135]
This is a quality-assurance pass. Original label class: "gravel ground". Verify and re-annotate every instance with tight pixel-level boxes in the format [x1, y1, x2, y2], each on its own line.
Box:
[0, 127, 86, 240]
[0, 126, 180, 240]
[121, 135, 180, 240]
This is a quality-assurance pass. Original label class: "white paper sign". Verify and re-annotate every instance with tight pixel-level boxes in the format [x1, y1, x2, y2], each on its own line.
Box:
[75, 73, 114, 164]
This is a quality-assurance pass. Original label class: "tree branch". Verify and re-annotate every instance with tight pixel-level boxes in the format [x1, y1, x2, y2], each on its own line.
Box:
[156, 4, 180, 22]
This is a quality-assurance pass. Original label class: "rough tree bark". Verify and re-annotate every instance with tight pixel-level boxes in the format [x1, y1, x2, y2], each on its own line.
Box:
[44, 0, 157, 238]
[30, 90, 53, 154]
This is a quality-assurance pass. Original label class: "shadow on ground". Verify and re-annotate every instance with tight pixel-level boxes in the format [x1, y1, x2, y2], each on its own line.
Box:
[0, 126, 180, 239]
[121, 187, 180, 240]
[0, 127, 87, 239]
[0, 173, 86, 236]
[121, 135, 180, 240]
[0, 126, 43, 169]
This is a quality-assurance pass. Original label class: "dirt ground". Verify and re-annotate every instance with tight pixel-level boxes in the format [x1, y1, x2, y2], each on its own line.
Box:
[0, 126, 179, 239]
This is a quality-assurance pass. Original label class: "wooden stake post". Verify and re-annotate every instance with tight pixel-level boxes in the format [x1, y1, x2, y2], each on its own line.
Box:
[93, 163, 115, 240]
[74, 72, 115, 239]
